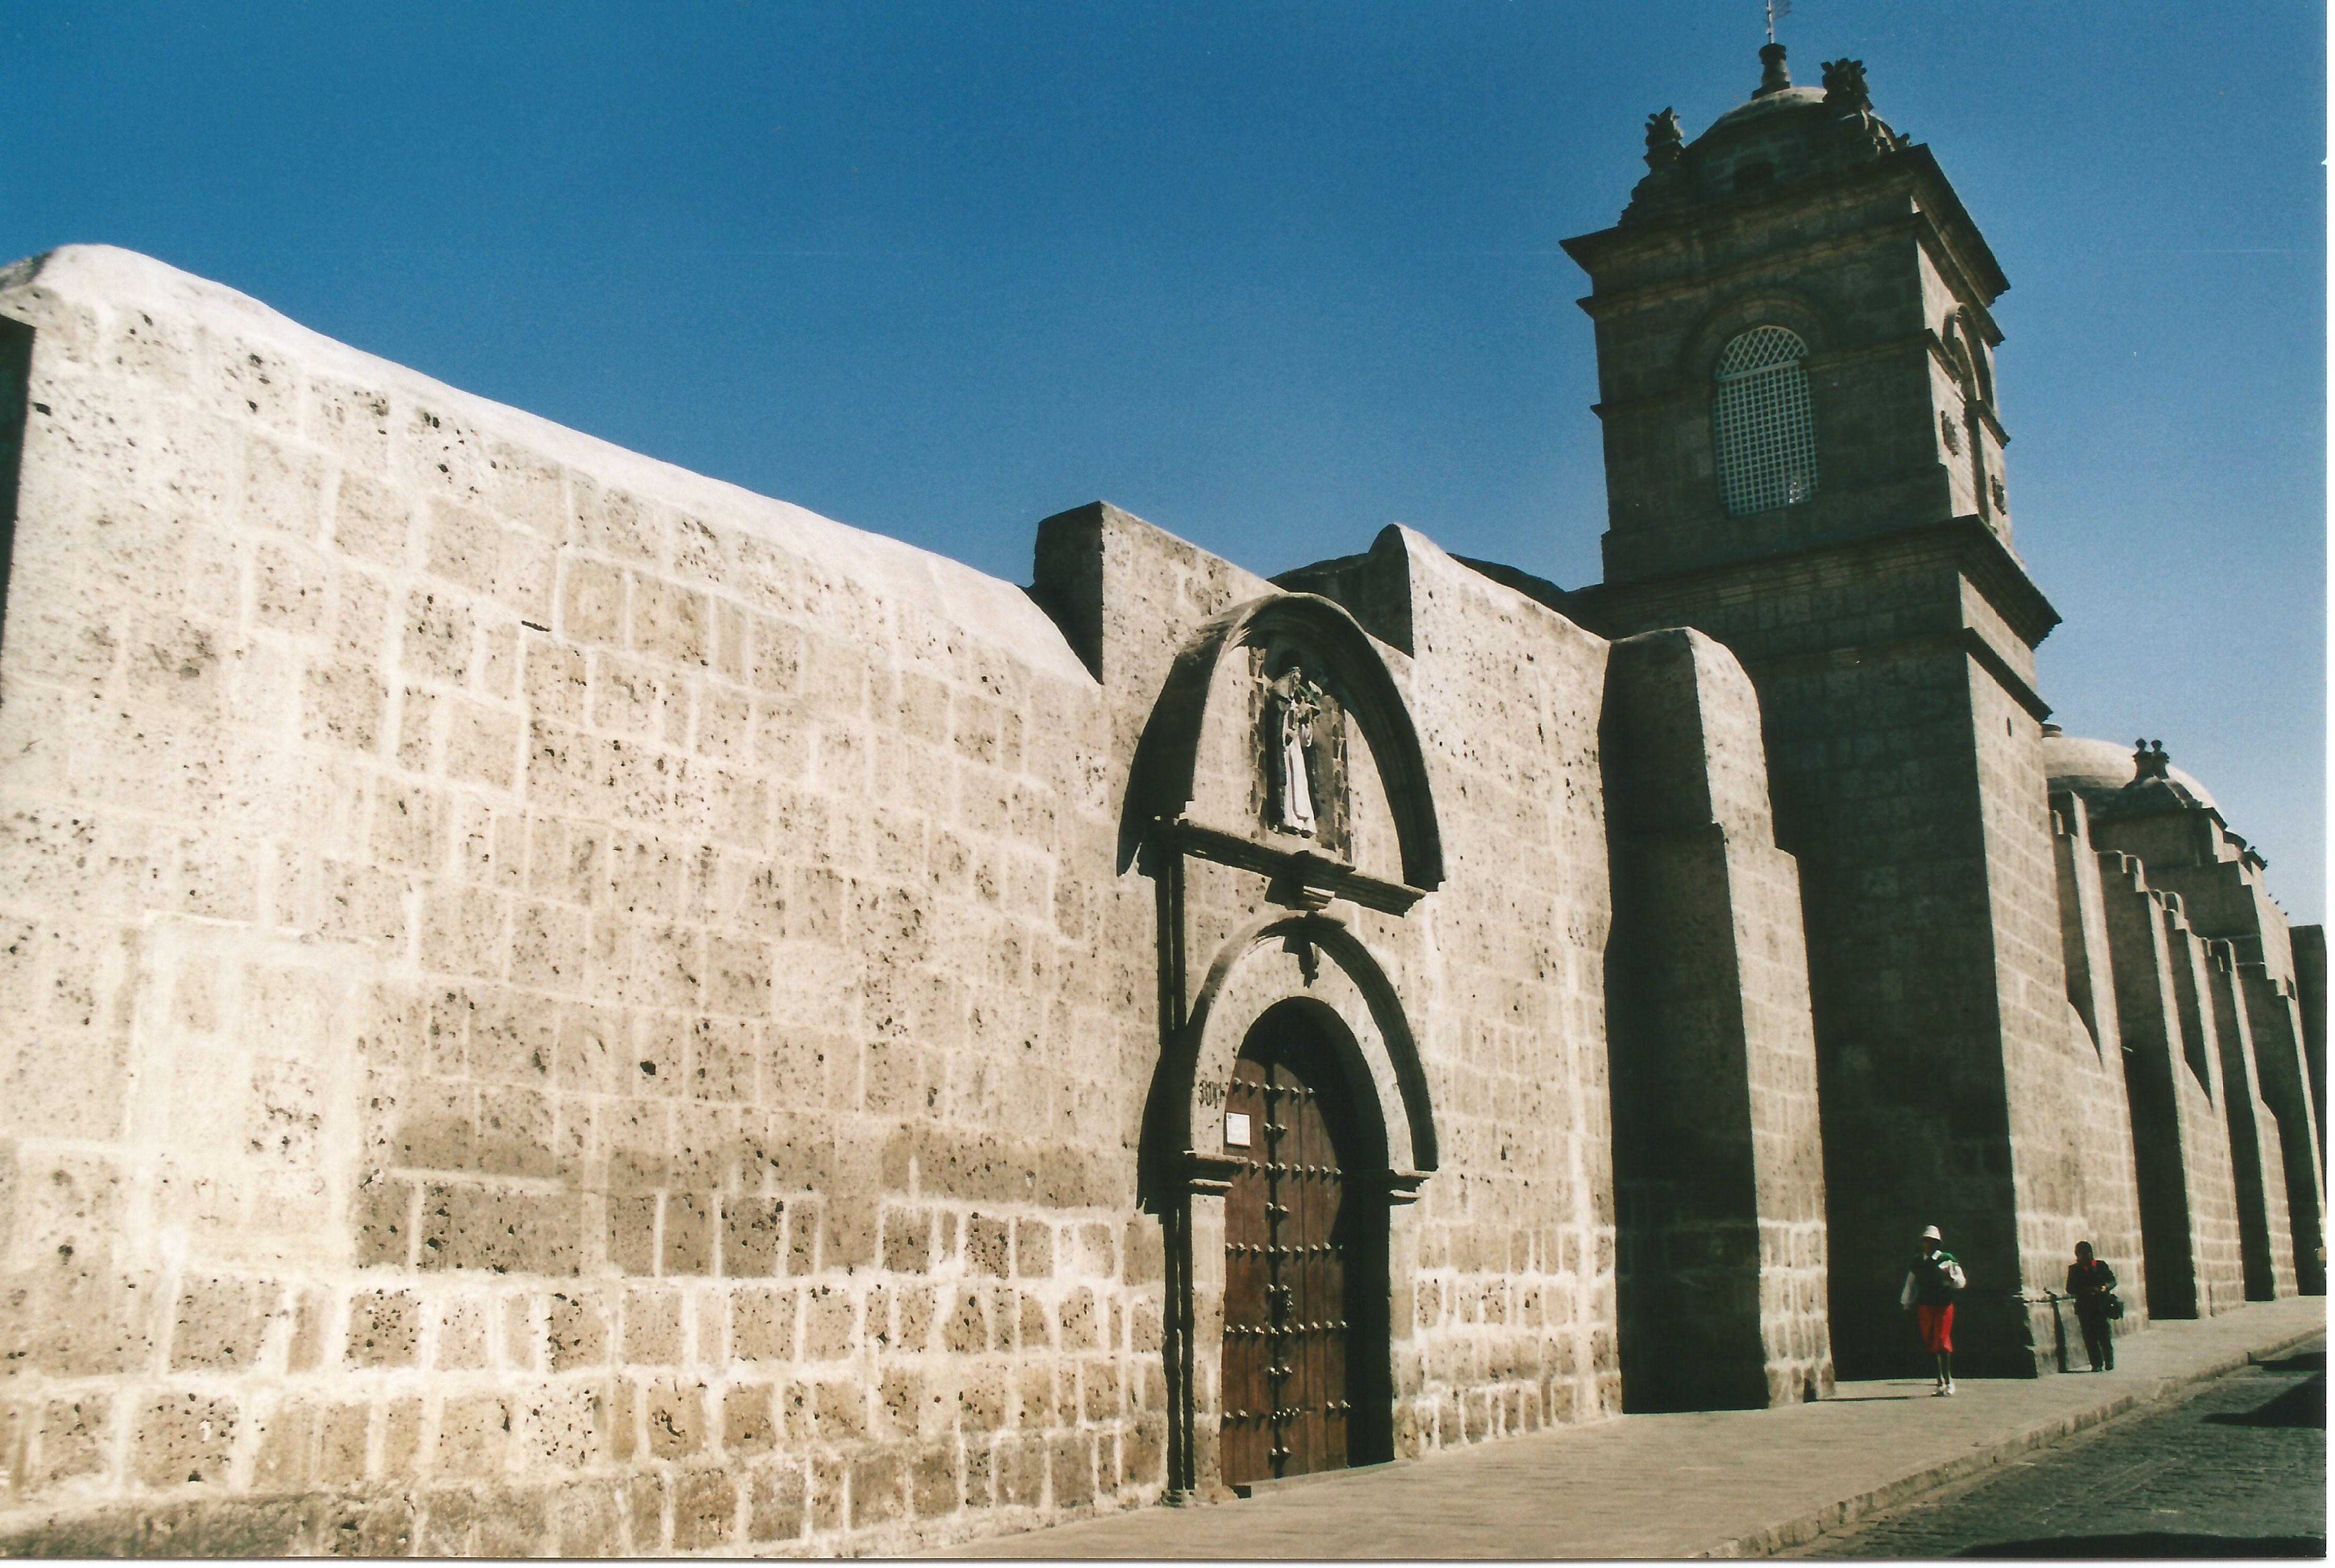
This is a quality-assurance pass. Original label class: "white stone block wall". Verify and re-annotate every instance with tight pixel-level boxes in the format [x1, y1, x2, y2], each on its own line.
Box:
[0, 246, 1165, 1555]
[0, 248, 1647, 1555]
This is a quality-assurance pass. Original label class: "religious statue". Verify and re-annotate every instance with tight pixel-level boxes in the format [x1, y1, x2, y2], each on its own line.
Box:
[2133, 738, 2172, 781]
[1819, 56, 1901, 157]
[1643, 107, 1683, 172]
[1267, 668, 1328, 838]
[1820, 57, 1872, 116]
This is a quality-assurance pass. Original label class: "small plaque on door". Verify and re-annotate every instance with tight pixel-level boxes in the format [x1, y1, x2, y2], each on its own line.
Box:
[1225, 1111, 1252, 1148]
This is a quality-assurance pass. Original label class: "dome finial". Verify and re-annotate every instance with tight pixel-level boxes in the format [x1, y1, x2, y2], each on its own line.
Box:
[1754, 41, 1793, 98]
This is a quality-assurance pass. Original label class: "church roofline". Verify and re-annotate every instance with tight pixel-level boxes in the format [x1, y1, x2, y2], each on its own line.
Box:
[6, 246, 1102, 690]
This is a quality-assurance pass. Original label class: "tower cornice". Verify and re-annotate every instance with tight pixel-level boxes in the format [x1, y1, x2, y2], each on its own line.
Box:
[1563, 145, 2009, 307]
[1564, 513, 2061, 656]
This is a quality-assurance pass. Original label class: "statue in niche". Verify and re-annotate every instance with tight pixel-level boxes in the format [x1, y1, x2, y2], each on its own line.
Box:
[1251, 643, 1350, 854]
[1268, 667, 1327, 837]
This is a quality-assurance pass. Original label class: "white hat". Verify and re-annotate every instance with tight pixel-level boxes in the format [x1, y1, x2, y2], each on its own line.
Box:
[1920, 1224, 1943, 1240]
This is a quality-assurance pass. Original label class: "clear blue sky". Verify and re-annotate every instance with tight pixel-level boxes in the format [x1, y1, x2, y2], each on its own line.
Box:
[4, 2, 2324, 919]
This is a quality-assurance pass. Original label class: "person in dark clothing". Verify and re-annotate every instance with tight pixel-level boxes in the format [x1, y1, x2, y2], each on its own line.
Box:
[2066, 1240, 2118, 1371]
[1899, 1224, 1966, 1395]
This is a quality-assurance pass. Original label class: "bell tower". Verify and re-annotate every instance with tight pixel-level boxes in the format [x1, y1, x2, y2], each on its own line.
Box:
[1564, 50, 2105, 1379]
[1564, 49, 2024, 586]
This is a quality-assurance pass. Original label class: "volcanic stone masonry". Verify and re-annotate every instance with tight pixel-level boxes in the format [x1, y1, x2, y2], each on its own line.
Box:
[0, 42, 2319, 1560]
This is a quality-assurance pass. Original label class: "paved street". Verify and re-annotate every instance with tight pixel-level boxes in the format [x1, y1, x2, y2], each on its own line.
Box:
[934, 1297, 2324, 1559]
[1787, 1339, 2324, 1559]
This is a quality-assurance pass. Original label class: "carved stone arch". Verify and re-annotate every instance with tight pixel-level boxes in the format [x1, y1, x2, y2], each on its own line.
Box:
[1122, 593, 1444, 893]
[1678, 288, 1835, 386]
[1139, 912, 1436, 1500]
[1937, 315, 1975, 395]
[1156, 911, 1438, 1188]
[1935, 313, 1998, 516]
[1943, 309, 1993, 407]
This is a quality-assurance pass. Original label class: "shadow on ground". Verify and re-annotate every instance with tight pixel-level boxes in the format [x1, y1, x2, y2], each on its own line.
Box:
[2200, 1369, 2325, 1429]
[2254, 1351, 2326, 1374]
[1959, 1532, 2325, 1558]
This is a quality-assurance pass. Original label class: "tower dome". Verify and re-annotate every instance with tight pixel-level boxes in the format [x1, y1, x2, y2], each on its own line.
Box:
[2043, 730, 2221, 817]
[1622, 47, 1909, 225]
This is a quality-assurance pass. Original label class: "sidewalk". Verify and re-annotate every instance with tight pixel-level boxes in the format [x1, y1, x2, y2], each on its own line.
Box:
[939, 1296, 2325, 1560]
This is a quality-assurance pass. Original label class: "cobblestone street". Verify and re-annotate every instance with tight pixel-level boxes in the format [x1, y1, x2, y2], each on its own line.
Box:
[1787, 1340, 2325, 1559]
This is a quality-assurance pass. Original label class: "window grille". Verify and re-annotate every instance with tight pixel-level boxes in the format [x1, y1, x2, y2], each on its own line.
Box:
[1712, 326, 1817, 516]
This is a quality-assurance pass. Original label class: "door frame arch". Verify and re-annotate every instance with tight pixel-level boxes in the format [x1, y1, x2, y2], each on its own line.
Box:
[1161, 910, 1437, 1184]
[1141, 913, 1436, 1499]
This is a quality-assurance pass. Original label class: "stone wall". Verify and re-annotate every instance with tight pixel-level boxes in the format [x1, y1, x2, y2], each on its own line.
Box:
[2096, 806, 2326, 1298]
[2045, 794, 2149, 1340]
[2238, 967, 2326, 1295]
[1572, 541, 2092, 1377]
[0, 246, 1158, 1555]
[2203, 946, 2297, 1299]
[1963, 676, 2141, 1366]
[2294, 926, 2327, 1157]
[0, 247, 1670, 1555]
[2096, 854, 2247, 1320]
[1270, 527, 1628, 1446]
[1601, 628, 1829, 1411]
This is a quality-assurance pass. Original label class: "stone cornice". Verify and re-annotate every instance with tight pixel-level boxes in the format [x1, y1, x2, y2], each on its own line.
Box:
[1564, 146, 2008, 316]
[1158, 816, 1428, 916]
[1566, 514, 2062, 654]
[1742, 626, 2054, 723]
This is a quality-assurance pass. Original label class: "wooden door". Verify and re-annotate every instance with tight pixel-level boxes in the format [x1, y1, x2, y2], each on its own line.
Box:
[1220, 1036, 1353, 1488]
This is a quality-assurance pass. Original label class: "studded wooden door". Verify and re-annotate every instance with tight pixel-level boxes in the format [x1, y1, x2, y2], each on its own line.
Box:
[1220, 1040, 1353, 1488]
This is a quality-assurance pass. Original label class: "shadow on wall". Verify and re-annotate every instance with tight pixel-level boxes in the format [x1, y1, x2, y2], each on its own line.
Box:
[0, 317, 29, 655]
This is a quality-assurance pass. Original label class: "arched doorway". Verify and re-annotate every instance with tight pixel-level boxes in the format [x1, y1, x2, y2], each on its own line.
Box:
[1218, 1000, 1393, 1489]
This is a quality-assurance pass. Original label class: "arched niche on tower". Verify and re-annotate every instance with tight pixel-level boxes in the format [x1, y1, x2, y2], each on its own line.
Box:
[1941, 308, 1994, 410]
[1120, 591, 1443, 906]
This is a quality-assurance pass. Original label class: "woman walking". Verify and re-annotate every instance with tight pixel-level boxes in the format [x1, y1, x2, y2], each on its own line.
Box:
[1900, 1224, 1966, 1395]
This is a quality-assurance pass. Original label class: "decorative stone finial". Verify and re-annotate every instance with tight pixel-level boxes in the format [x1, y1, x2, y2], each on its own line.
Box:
[1821, 57, 1872, 115]
[1754, 42, 1792, 98]
[2133, 739, 2171, 781]
[1643, 107, 1684, 171]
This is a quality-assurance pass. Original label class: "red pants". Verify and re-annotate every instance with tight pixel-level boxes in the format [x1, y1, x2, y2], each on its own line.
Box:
[1917, 1303, 1955, 1354]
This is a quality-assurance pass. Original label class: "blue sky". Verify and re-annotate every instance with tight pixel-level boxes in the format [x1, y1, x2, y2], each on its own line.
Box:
[3, 1, 2324, 917]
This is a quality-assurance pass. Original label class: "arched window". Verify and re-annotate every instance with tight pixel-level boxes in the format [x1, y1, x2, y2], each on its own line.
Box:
[1712, 326, 1817, 516]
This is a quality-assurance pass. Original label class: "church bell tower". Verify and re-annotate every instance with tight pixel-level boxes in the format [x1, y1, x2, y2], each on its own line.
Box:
[1564, 48, 2093, 1380]
[1564, 46, 2027, 586]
